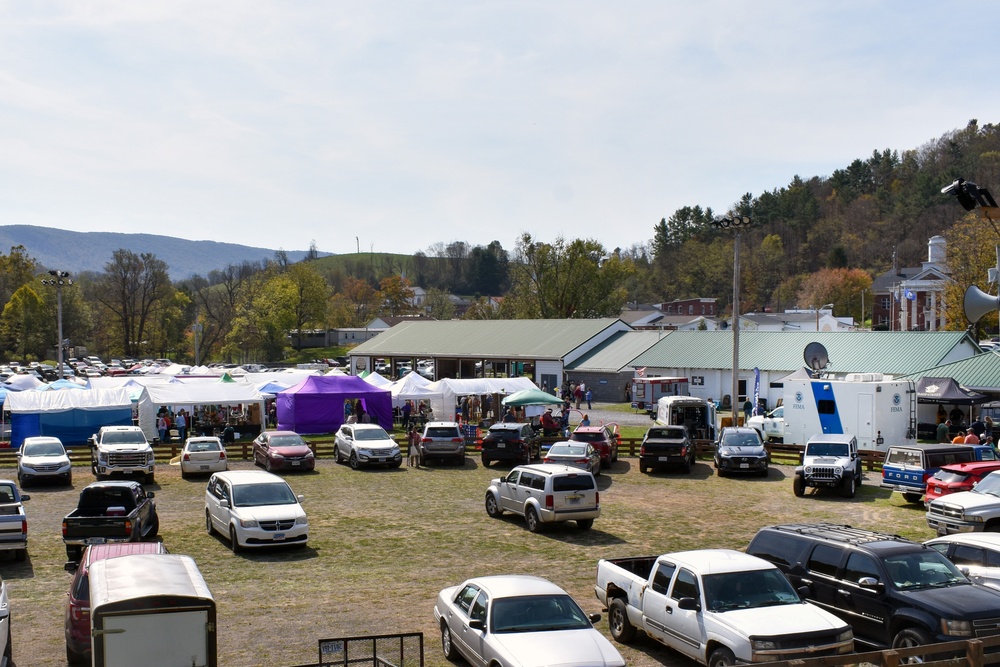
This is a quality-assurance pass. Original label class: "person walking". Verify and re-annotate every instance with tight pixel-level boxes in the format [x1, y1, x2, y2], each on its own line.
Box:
[176, 410, 187, 442]
[407, 424, 422, 467]
[585, 387, 593, 410]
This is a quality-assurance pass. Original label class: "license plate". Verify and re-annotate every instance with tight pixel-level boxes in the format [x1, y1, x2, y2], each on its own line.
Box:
[567, 497, 580, 505]
[291, 460, 300, 466]
[740, 463, 750, 469]
[497, 443, 506, 449]
[89, 537, 107, 544]
[199, 465, 209, 470]
[658, 456, 670, 461]
[273, 533, 285, 540]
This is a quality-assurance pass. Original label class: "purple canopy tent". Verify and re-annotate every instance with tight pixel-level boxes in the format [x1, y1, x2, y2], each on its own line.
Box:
[276, 375, 392, 434]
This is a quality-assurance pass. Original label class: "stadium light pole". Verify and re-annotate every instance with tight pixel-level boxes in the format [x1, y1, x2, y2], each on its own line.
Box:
[711, 214, 754, 425]
[40, 270, 73, 379]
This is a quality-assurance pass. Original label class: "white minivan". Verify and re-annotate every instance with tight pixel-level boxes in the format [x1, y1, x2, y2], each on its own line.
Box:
[205, 470, 308, 553]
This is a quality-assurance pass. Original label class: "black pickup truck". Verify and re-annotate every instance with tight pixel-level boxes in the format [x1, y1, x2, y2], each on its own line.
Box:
[62, 481, 159, 561]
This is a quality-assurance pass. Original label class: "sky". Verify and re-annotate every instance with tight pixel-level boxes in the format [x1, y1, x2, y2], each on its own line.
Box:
[1, 1, 999, 257]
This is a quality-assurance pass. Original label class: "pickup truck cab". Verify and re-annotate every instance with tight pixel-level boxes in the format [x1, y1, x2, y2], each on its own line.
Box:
[926, 470, 1000, 535]
[62, 481, 158, 561]
[881, 443, 996, 503]
[638, 425, 694, 474]
[0, 481, 29, 562]
[595, 550, 853, 667]
[89, 426, 155, 484]
[745, 405, 786, 443]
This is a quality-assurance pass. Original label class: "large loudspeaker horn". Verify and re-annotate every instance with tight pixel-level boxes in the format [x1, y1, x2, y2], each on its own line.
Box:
[964, 285, 1000, 323]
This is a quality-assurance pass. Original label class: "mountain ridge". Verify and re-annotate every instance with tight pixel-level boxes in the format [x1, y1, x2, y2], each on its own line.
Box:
[0, 225, 329, 279]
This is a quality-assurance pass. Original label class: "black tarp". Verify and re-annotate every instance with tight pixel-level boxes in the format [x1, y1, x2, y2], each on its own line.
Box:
[916, 376, 988, 405]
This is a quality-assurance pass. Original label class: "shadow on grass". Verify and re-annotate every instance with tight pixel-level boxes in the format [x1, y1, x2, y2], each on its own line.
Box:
[789, 481, 894, 504]
[488, 514, 627, 546]
[205, 530, 317, 560]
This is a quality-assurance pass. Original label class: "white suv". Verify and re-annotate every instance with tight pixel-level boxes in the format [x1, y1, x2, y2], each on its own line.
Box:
[334, 424, 402, 469]
[17, 436, 72, 486]
[793, 434, 862, 498]
[485, 463, 599, 532]
[205, 470, 308, 553]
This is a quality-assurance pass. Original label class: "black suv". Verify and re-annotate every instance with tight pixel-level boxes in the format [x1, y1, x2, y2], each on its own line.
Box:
[480, 423, 540, 467]
[714, 426, 768, 477]
[747, 523, 1000, 651]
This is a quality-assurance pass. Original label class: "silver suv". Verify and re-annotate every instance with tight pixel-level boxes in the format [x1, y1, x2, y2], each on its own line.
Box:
[484, 463, 599, 532]
[420, 422, 466, 465]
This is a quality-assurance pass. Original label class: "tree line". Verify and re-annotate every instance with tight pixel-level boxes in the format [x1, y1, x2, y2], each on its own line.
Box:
[3, 119, 999, 363]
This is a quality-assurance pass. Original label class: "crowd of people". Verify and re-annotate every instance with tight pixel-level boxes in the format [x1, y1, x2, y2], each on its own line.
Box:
[936, 404, 996, 447]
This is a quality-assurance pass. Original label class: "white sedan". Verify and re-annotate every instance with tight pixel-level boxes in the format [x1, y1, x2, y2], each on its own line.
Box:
[180, 436, 229, 477]
[433, 574, 625, 667]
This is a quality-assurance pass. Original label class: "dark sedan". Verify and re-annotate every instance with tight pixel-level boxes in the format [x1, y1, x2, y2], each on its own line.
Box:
[252, 430, 315, 472]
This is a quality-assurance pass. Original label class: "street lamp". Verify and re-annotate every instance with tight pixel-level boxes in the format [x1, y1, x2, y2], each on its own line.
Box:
[710, 214, 754, 424]
[39, 270, 72, 379]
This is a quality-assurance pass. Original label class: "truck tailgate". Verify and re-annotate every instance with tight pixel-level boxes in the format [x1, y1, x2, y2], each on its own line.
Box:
[65, 517, 131, 541]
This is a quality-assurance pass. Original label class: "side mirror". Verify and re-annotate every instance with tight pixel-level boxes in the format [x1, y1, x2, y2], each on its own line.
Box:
[588, 613, 602, 624]
[19, 494, 29, 502]
[857, 577, 883, 592]
[499, 476, 507, 484]
[220, 498, 230, 509]
[297, 494, 305, 503]
[64, 561, 79, 572]
[677, 597, 700, 611]
[146, 492, 155, 499]
[468, 619, 485, 631]
[797, 585, 812, 598]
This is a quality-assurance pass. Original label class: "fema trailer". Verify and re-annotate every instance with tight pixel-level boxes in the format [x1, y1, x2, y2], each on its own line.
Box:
[782, 374, 916, 452]
[89, 554, 216, 667]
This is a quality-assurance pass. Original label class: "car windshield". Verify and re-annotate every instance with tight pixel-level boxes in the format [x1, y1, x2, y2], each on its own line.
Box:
[187, 440, 221, 452]
[552, 475, 595, 491]
[647, 428, 684, 439]
[232, 482, 297, 507]
[548, 444, 587, 457]
[933, 470, 970, 484]
[973, 473, 1000, 497]
[722, 433, 760, 447]
[102, 431, 146, 445]
[807, 443, 849, 457]
[703, 569, 801, 612]
[884, 551, 968, 590]
[270, 435, 306, 447]
[23, 442, 64, 456]
[491, 594, 591, 633]
[425, 427, 460, 438]
[571, 431, 604, 443]
[354, 428, 391, 441]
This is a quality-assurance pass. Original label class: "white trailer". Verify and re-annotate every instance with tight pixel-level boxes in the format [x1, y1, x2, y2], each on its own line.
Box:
[653, 396, 716, 443]
[782, 374, 916, 452]
[89, 554, 216, 667]
[632, 376, 689, 413]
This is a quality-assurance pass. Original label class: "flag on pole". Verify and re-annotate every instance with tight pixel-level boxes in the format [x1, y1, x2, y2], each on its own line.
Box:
[904, 289, 917, 301]
[752, 368, 761, 416]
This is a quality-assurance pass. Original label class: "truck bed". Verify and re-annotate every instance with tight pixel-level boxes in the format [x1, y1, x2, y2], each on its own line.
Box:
[600, 556, 658, 580]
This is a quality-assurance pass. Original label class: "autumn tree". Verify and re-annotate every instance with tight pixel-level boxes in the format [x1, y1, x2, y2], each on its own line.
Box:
[340, 277, 379, 326]
[796, 268, 873, 324]
[0, 285, 46, 360]
[422, 287, 456, 320]
[942, 213, 999, 335]
[377, 276, 415, 317]
[500, 234, 633, 318]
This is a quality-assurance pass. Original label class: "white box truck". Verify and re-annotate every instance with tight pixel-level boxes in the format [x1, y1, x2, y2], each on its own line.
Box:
[782, 374, 916, 452]
[653, 396, 716, 443]
[89, 553, 216, 667]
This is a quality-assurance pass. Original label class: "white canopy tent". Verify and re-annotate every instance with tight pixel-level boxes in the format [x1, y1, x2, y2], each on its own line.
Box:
[361, 372, 392, 388]
[390, 372, 448, 421]
[135, 381, 266, 442]
[428, 377, 540, 423]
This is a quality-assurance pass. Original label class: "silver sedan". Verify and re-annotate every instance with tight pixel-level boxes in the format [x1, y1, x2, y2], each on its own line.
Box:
[543, 441, 601, 476]
[180, 437, 229, 477]
[433, 574, 625, 667]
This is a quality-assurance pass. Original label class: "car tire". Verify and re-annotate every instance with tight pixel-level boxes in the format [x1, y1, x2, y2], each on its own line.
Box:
[683, 458, 692, 474]
[441, 622, 457, 661]
[841, 473, 857, 498]
[66, 470, 72, 486]
[67, 644, 87, 665]
[454, 455, 464, 466]
[716, 467, 726, 478]
[608, 598, 636, 643]
[481, 456, 490, 467]
[16, 473, 24, 488]
[892, 626, 933, 663]
[639, 463, 647, 473]
[902, 492, 923, 504]
[793, 474, 805, 497]
[709, 646, 736, 667]
[146, 513, 159, 539]
[14, 548, 26, 562]
[485, 493, 503, 518]
[390, 460, 402, 469]
[206, 511, 215, 536]
[577, 519, 594, 530]
[144, 473, 155, 485]
[349, 452, 359, 470]
[265, 458, 273, 472]
[334, 446, 344, 464]
[229, 526, 242, 554]
[525, 507, 541, 533]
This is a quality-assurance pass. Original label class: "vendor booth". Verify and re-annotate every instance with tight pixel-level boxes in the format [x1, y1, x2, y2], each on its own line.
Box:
[135, 381, 266, 443]
[277, 375, 392, 434]
[5, 387, 132, 448]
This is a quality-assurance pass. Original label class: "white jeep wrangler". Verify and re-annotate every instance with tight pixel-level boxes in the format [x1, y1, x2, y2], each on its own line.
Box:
[793, 434, 861, 498]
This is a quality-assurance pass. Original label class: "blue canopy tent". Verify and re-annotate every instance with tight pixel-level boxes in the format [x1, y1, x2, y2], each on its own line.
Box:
[5, 388, 132, 448]
[277, 375, 392, 434]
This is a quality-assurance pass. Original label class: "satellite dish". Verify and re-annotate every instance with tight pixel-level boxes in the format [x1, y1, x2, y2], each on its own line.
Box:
[803, 342, 829, 372]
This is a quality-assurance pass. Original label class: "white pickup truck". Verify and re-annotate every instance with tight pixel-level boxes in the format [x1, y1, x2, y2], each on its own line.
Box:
[594, 550, 853, 667]
[89, 426, 155, 484]
[745, 405, 786, 442]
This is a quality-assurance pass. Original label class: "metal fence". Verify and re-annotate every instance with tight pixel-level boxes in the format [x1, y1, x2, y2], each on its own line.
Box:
[315, 632, 423, 667]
